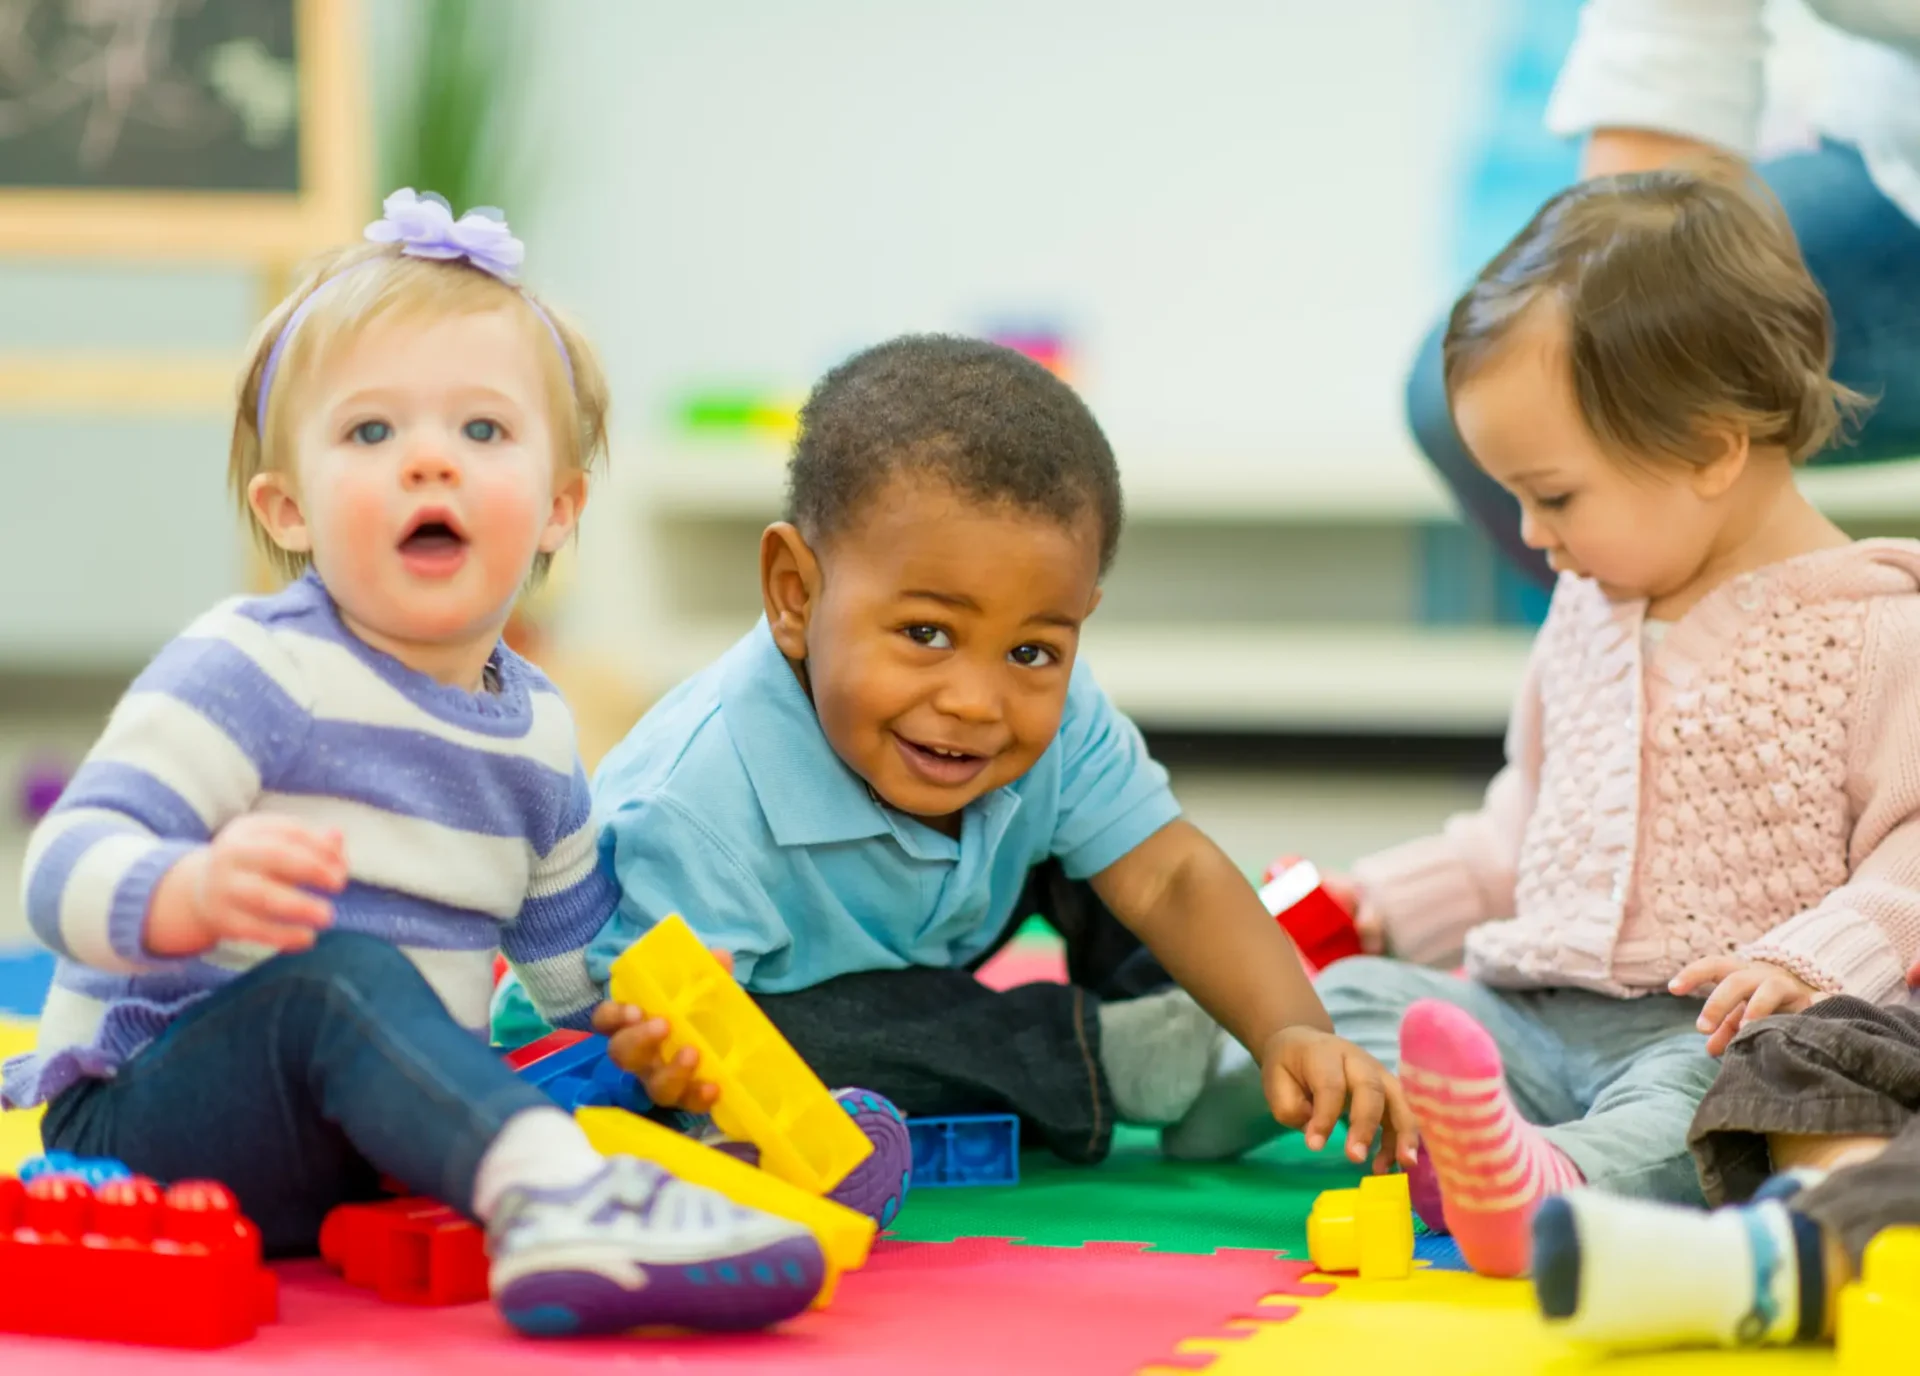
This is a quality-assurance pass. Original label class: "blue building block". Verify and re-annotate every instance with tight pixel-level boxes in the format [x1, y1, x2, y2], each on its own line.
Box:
[906, 1114, 1019, 1188]
[511, 1033, 652, 1117]
[18, 1151, 133, 1188]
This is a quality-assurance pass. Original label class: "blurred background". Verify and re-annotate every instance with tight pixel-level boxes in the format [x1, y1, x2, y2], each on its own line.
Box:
[1, 0, 1913, 950]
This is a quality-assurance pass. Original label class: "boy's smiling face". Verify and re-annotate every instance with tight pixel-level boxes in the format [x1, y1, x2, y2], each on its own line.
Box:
[763, 474, 1104, 832]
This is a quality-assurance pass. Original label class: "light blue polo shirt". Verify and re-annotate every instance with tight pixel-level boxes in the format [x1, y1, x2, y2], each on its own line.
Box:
[582, 618, 1182, 994]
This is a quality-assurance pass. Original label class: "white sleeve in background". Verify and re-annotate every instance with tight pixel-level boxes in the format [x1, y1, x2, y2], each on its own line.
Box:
[1546, 0, 1773, 156]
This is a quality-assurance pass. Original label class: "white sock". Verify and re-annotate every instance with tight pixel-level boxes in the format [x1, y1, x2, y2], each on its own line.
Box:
[471, 1107, 605, 1221]
[1159, 1037, 1283, 1161]
[1097, 988, 1222, 1124]
[1536, 1190, 1805, 1350]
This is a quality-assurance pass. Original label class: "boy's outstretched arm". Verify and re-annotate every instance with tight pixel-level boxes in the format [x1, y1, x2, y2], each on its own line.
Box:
[1092, 819, 1418, 1169]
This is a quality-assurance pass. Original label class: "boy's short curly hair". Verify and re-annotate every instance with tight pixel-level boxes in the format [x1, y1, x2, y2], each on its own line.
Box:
[785, 334, 1124, 573]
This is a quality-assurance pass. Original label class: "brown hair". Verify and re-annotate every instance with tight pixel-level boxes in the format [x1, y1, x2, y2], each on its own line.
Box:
[1442, 163, 1866, 468]
[229, 242, 610, 579]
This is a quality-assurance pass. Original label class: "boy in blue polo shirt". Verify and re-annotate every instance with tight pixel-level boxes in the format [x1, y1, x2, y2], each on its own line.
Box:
[497, 335, 1415, 1170]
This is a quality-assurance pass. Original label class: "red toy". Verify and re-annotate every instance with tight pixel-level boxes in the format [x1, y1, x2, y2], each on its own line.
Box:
[319, 1197, 489, 1306]
[0, 1174, 277, 1348]
[501, 1026, 590, 1071]
[1260, 857, 1363, 973]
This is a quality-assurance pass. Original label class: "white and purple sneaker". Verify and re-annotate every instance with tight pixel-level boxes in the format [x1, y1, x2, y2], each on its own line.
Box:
[487, 1155, 826, 1336]
[698, 1087, 914, 1228]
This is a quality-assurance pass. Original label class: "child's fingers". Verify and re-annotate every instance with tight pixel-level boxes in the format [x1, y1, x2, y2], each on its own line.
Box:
[209, 911, 321, 952]
[1705, 1000, 1748, 1058]
[683, 1078, 722, 1112]
[591, 1001, 645, 1036]
[257, 840, 350, 894]
[642, 1046, 701, 1106]
[223, 874, 334, 929]
[1262, 1062, 1310, 1132]
[708, 948, 735, 975]
[1742, 981, 1797, 1027]
[1380, 1073, 1419, 1167]
[1696, 972, 1758, 1034]
[1669, 954, 1738, 997]
[1343, 1077, 1386, 1163]
[1300, 1046, 1348, 1151]
[604, 1018, 671, 1072]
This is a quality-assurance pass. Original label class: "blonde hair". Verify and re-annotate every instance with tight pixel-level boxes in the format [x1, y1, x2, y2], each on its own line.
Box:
[230, 242, 610, 579]
[1443, 162, 1867, 470]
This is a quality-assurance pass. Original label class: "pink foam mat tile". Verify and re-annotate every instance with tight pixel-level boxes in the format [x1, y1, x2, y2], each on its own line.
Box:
[0, 1237, 1323, 1376]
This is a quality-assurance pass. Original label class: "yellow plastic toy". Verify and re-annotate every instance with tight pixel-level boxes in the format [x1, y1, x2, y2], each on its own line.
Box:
[1306, 1172, 1415, 1279]
[576, 1106, 876, 1308]
[1836, 1224, 1920, 1371]
[608, 914, 874, 1196]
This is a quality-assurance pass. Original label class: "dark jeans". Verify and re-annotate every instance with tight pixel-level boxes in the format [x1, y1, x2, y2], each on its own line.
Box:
[753, 861, 1171, 1166]
[1689, 996, 1920, 1271]
[40, 931, 550, 1257]
[1408, 141, 1920, 585]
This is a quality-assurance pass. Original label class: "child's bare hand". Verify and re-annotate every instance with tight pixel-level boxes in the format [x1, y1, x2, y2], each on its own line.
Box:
[147, 815, 345, 957]
[1261, 1026, 1419, 1171]
[1670, 956, 1824, 1056]
[595, 947, 736, 1111]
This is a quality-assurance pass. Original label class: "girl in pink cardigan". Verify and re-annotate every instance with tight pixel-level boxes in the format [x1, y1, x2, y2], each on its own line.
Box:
[1164, 165, 1920, 1281]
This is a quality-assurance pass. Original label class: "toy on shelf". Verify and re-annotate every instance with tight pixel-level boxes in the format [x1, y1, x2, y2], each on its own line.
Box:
[576, 1106, 876, 1308]
[1836, 1224, 1920, 1372]
[609, 914, 873, 1196]
[18, 1150, 133, 1187]
[1260, 857, 1362, 973]
[320, 1197, 489, 1306]
[1306, 1172, 1415, 1280]
[907, 1114, 1019, 1188]
[0, 1172, 277, 1348]
[507, 1029, 651, 1116]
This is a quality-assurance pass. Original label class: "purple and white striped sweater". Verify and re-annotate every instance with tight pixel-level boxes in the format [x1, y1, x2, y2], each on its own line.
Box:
[3, 571, 613, 1109]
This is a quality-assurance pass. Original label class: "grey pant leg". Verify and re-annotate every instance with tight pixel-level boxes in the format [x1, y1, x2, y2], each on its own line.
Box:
[1314, 957, 1582, 1126]
[1532, 990, 1717, 1205]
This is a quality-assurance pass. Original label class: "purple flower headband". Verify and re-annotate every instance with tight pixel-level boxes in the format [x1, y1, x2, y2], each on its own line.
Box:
[253, 188, 574, 437]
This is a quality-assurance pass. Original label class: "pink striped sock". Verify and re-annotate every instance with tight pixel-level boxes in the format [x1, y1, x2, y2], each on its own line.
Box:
[1398, 999, 1583, 1278]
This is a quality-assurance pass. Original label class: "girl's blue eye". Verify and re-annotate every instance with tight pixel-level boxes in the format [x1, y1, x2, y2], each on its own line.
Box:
[903, 625, 952, 650]
[350, 420, 391, 445]
[464, 419, 500, 442]
[1010, 644, 1057, 669]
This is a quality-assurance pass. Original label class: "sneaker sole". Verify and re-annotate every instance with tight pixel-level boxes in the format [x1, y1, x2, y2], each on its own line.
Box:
[495, 1233, 827, 1336]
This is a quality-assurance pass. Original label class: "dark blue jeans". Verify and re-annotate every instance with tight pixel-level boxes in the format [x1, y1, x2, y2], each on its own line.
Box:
[1409, 141, 1920, 584]
[40, 931, 550, 1257]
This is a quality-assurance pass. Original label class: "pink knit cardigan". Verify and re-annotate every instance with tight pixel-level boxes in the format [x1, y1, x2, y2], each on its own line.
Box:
[1354, 540, 1920, 1003]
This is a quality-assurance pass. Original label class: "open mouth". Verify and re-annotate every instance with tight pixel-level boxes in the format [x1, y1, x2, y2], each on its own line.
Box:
[398, 508, 468, 558]
[894, 734, 994, 787]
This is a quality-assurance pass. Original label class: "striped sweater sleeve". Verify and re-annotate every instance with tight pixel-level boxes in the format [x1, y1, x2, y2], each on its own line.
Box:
[21, 610, 310, 973]
[500, 759, 618, 1031]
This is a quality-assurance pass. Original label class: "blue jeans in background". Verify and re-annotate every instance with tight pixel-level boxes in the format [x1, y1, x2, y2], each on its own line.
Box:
[40, 931, 551, 1256]
[1408, 141, 1920, 585]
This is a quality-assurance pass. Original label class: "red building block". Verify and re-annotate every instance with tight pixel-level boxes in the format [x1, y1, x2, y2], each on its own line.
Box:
[0, 1174, 277, 1348]
[502, 1027, 591, 1071]
[1260, 858, 1363, 973]
[319, 1197, 489, 1306]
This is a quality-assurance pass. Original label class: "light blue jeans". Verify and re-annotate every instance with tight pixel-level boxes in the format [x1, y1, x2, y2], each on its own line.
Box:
[1316, 957, 1717, 1204]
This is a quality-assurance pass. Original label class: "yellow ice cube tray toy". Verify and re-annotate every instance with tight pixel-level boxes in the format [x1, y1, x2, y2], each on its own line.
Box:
[609, 913, 874, 1195]
[576, 1107, 875, 1308]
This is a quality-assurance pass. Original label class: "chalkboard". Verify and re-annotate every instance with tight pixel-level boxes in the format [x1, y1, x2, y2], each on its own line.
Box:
[0, 0, 365, 261]
[0, 0, 299, 192]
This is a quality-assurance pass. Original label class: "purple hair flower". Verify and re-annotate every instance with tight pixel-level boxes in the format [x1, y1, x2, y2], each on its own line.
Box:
[364, 188, 527, 283]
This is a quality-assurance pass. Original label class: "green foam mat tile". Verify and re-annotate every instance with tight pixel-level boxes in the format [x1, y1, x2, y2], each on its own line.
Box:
[888, 1125, 1369, 1255]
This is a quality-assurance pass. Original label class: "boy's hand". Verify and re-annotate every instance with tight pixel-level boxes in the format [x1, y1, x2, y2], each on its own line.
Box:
[1261, 1026, 1419, 1171]
[147, 815, 345, 957]
[1319, 871, 1384, 955]
[596, 948, 735, 1112]
[1670, 956, 1824, 1057]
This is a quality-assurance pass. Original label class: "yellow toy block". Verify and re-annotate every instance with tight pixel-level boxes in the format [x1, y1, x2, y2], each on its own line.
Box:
[1837, 1225, 1920, 1372]
[1306, 1172, 1415, 1279]
[609, 915, 873, 1196]
[576, 1106, 876, 1309]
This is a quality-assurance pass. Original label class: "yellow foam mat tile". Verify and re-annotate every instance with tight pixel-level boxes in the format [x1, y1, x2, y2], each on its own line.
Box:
[0, 1018, 43, 1175]
[1147, 1265, 1837, 1375]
